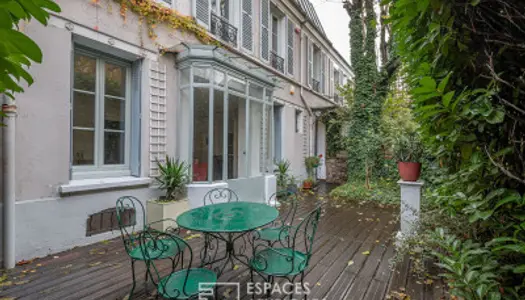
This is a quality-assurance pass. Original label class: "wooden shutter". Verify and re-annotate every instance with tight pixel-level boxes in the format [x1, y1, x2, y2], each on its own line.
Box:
[321, 52, 326, 93]
[242, 0, 253, 51]
[195, 0, 210, 27]
[287, 19, 294, 75]
[260, 0, 270, 61]
[307, 37, 313, 86]
[329, 59, 335, 98]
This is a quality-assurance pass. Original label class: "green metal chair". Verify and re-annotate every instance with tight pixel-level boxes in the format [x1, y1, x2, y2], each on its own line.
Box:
[249, 206, 322, 299]
[203, 187, 239, 206]
[253, 190, 299, 246]
[116, 196, 185, 299]
[139, 229, 217, 299]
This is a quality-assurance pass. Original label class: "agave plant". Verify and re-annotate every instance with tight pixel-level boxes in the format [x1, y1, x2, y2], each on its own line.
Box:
[155, 156, 189, 202]
[274, 159, 291, 190]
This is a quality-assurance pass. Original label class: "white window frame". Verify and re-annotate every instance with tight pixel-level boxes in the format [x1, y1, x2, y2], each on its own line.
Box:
[71, 49, 132, 180]
[295, 109, 303, 134]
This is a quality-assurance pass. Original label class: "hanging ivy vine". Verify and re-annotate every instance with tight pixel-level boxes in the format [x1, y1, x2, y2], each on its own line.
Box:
[89, 0, 220, 51]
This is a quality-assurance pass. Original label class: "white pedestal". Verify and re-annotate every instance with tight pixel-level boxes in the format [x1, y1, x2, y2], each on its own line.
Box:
[398, 180, 423, 236]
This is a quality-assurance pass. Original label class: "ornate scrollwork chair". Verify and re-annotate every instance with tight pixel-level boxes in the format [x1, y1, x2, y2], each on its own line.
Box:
[116, 196, 185, 299]
[249, 206, 322, 300]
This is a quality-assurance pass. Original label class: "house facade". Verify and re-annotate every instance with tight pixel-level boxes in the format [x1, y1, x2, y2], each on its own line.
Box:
[0, 0, 352, 264]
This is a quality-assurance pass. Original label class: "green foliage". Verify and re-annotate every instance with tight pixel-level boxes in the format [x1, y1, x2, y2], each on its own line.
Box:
[0, 0, 61, 98]
[389, 0, 525, 296]
[304, 156, 320, 178]
[274, 159, 291, 190]
[330, 180, 399, 205]
[431, 228, 502, 300]
[393, 131, 424, 162]
[319, 107, 351, 158]
[154, 156, 189, 201]
[380, 88, 418, 153]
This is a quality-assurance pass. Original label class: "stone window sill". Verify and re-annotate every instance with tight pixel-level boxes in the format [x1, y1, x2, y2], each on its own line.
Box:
[59, 177, 151, 194]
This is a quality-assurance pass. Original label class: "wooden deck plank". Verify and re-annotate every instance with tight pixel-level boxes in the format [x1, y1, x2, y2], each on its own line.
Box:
[0, 190, 445, 300]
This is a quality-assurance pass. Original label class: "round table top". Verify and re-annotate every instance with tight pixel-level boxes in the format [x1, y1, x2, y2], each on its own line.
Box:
[176, 202, 279, 233]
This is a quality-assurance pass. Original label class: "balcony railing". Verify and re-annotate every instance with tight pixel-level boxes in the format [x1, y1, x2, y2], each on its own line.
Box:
[210, 13, 238, 47]
[270, 51, 285, 73]
[312, 79, 320, 93]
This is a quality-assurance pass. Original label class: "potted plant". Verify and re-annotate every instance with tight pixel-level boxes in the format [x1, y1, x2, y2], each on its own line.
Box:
[394, 132, 424, 181]
[274, 159, 291, 192]
[303, 156, 321, 189]
[147, 156, 190, 231]
[302, 177, 315, 189]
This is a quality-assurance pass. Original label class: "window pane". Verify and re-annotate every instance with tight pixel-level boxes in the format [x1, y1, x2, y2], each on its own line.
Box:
[249, 84, 264, 99]
[265, 104, 272, 172]
[74, 54, 96, 91]
[193, 87, 210, 181]
[180, 88, 191, 163]
[228, 76, 246, 94]
[105, 97, 125, 130]
[194, 67, 211, 84]
[104, 131, 125, 165]
[73, 129, 95, 165]
[228, 93, 246, 179]
[249, 101, 264, 176]
[213, 89, 225, 181]
[73, 92, 95, 128]
[214, 70, 226, 87]
[105, 63, 126, 97]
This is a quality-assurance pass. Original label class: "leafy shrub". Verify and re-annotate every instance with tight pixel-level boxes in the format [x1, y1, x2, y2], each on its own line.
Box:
[330, 180, 399, 205]
[155, 156, 189, 201]
[274, 159, 292, 190]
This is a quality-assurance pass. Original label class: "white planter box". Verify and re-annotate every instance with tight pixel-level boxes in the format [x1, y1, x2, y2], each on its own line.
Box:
[146, 199, 189, 232]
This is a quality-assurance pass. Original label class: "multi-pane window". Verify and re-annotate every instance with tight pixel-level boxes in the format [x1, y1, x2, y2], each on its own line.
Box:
[72, 51, 130, 175]
[271, 16, 279, 54]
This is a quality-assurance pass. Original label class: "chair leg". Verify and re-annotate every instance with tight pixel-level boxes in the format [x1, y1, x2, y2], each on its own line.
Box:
[129, 260, 136, 300]
[301, 272, 307, 300]
[144, 260, 150, 294]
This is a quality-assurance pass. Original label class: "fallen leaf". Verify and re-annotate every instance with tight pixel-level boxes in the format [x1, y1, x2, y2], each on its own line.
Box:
[184, 234, 202, 241]
[0, 281, 13, 287]
[89, 262, 102, 267]
[122, 294, 130, 300]
[316, 282, 321, 286]
[53, 256, 59, 259]
[223, 288, 233, 298]
[424, 279, 434, 285]
[14, 280, 30, 286]
[100, 240, 111, 245]
[36, 263, 42, 267]
[347, 260, 354, 266]
[61, 264, 73, 269]
[362, 251, 370, 255]
[0, 275, 8, 283]
[16, 259, 34, 266]
[0, 297, 16, 300]
[30, 270, 36, 273]
[233, 265, 240, 270]
[375, 240, 380, 243]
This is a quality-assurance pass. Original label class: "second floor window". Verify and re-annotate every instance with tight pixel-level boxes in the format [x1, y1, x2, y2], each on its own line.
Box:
[195, 0, 240, 47]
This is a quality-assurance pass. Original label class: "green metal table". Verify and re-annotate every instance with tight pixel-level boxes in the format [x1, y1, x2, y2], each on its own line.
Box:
[177, 202, 278, 276]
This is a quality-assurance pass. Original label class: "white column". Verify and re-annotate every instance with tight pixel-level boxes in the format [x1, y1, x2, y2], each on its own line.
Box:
[398, 180, 423, 236]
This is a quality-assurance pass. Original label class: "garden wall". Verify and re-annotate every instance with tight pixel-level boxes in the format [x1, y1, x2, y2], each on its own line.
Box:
[325, 152, 348, 184]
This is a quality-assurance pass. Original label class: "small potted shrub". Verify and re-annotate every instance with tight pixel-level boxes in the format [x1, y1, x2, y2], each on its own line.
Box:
[147, 156, 190, 231]
[303, 156, 321, 189]
[302, 177, 315, 189]
[274, 159, 292, 192]
[394, 132, 424, 181]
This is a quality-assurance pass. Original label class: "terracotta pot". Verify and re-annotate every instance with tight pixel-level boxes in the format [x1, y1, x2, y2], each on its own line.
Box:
[303, 181, 313, 189]
[397, 162, 422, 181]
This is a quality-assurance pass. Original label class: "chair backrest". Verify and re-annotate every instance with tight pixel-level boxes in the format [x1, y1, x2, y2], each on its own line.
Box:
[267, 190, 298, 226]
[138, 230, 192, 298]
[203, 188, 239, 205]
[115, 196, 144, 255]
[282, 206, 322, 269]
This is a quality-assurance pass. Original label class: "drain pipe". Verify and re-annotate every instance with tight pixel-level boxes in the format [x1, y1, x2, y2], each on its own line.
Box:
[2, 95, 16, 269]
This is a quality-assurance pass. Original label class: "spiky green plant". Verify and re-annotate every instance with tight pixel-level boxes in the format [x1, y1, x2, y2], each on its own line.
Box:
[155, 156, 189, 201]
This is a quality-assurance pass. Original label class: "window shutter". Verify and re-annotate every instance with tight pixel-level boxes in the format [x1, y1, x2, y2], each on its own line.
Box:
[130, 59, 142, 177]
[195, 0, 210, 27]
[307, 38, 313, 86]
[260, 0, 270, 61]
[321, 53, 324, 93]
[286, 19, 294, 75]
[330, 59, 335, 98]
[241, 0, 253, 51]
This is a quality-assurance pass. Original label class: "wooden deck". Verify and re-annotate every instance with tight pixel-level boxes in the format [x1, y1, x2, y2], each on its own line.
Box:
[0, 189, 448, 300]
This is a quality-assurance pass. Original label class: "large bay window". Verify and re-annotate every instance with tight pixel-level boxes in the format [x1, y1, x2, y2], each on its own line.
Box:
[179, 65, 273, 183]
[72, 50, 134, 179]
